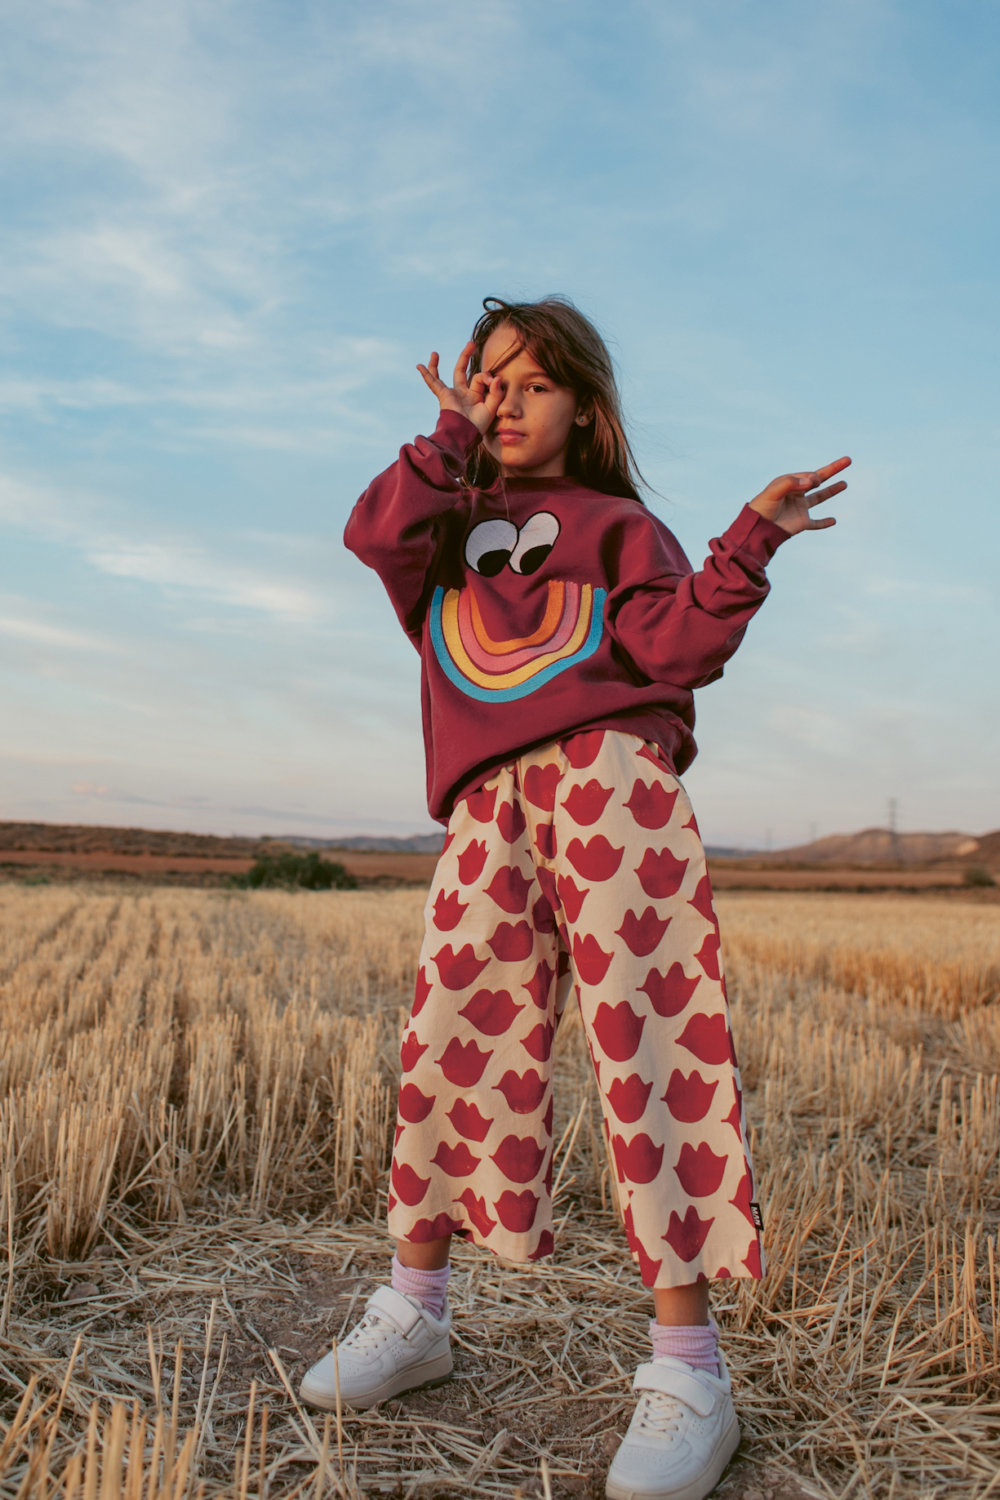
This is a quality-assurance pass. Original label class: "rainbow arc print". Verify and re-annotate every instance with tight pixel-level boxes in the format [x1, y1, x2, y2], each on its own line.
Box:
[429, 579, 607, 702]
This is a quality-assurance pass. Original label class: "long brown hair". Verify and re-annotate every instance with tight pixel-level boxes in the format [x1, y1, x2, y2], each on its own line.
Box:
[466, 295, 646, 502]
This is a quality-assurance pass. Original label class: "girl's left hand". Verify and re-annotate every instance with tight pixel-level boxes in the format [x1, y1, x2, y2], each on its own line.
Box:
[748, 456, 851, 535]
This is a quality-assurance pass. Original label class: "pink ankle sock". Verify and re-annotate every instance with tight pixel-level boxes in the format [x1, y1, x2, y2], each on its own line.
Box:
[649, 1318, 722, 1376]
[391, 1255, 450, 1320]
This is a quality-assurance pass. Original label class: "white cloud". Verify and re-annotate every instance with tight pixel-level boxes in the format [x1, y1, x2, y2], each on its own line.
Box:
[86, 539, 330, 623]
[0, 612, 122, 654]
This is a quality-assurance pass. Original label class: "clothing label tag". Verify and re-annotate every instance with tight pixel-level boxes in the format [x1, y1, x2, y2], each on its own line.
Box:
[750, 1201, 764, 1231]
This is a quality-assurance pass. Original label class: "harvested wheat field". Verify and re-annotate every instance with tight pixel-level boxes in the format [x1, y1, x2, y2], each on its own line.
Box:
[1, 885, 998, 1499]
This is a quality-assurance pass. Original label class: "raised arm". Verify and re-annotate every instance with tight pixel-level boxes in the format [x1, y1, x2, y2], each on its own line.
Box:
[344, 344, 502, 640]
[608, 457, 851, 690]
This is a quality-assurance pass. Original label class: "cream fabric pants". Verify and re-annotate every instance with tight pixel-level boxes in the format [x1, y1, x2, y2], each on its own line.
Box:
[387, 730, 763, 1289]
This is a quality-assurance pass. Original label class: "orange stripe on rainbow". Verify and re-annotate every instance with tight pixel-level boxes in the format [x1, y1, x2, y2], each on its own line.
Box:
[438, 580, 596, 691]
[467, 578, 567, 653]
[457, 581, 578, 673]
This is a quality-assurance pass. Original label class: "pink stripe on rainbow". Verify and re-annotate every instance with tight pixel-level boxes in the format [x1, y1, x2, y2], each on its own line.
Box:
[456, 580, 580, 673]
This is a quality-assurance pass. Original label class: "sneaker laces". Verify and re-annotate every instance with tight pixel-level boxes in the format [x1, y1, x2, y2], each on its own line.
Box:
[632, 1388, 685, 1439]
[341, 1311, 394, 1353]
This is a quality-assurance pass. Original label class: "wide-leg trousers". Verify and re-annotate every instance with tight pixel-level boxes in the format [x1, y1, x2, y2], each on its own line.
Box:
[387, 729, 763, 1289]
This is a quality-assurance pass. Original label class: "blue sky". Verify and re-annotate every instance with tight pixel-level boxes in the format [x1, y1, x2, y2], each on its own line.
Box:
[1, 0, 997, 849]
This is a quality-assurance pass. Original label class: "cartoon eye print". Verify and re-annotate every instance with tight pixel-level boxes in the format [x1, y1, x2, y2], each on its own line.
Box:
[465, 512, 561, 577]
[465, 519, 517, 577]
[510, 511, 560, 575]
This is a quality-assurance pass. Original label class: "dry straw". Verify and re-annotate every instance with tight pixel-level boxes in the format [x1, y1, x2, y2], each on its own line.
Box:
[0, 883, 997, 1496]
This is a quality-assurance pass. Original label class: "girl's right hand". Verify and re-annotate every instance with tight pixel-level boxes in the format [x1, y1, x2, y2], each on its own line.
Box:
[417, 341, 503, 435]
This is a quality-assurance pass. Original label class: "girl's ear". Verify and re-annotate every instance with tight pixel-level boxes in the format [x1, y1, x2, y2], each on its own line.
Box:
[575, 406, 593, 426]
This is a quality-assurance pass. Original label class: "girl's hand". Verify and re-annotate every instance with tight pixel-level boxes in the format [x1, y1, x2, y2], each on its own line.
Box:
[416, 341, 504, 435]
[748, 456, 851, 535]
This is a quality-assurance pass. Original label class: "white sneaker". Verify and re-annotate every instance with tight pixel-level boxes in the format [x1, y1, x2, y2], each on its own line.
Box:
[605, 1355, 739, 1500]
[299, 1285, 452, 1411]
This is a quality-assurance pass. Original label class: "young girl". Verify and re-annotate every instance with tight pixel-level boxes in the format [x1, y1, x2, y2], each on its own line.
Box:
[302, 296, 848, 1500]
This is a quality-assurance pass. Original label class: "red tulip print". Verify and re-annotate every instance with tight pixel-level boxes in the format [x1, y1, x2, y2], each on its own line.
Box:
[523, 762, 561, 811]
[662, 1206, 714, 1262]
[635, 847, 688, 898]
[397, 1083, 436, 1123]
[676, 1012, 731, 1065]
[555, 873, 588, 922]
[447, 1098, 494, 1141]
[493, 1067, 548, 1113]
[432, 889, 468, 932]
[561, 729, 606, 767]
[687, 873, 716, 923]
[409, 1212, 463, 1242]
[457, 1189, 497, 1237]
[624, 779, 678, 829]
[522, 1020, 555, 1062]
[496, 799, 526, 843]
[391, 1160, 430, 1205]
[485, 866, 533, 914]
[634, 1241, 664, 1287]
[532, 895, 557, 935]
[743, 1240, 763, 1277]
[673, 1141, 728, 1197]
[494, 1189, 539, 1232]
[566, 835, 624, 881]
[591, 1000, 645, 1062]
[456, 839, 489, 885]
[436, 1036, 493, 1086]
[431, 1140, 481, 1177]
[399, 1033, 428, 1073]
[639, 963, 701, 1017]
[612, 1132, 665, 1183]
[661, 1068, 717, 1122]
[431, 943, 490, 990]
[728, 1171, 756, 1227]
[459, 988, 524, 1035]
[571, 932, 614, 985]
[533, 822, 557, 859]
[605, 1073, 653, 1123]
[411, 965, 432, 1017]
[561, 779, 614, 825]
[528, 1229, 555, 1260]
[616, 906, 671, 957]
[463, 784, 498, 823]
[486, 920, 534, 961]
[694, 931, 721, 980]
[491, 1133, 546, 1183]
[524, 957, 555, 1009]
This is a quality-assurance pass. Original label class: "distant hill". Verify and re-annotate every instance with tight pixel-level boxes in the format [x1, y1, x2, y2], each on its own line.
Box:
[291, 833, 446, 855]
[2, 820, 996, 882]
[767, 827, 990, 866]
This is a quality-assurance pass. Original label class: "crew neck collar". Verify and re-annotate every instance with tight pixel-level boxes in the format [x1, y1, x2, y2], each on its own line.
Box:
[500, 474, 583, 491]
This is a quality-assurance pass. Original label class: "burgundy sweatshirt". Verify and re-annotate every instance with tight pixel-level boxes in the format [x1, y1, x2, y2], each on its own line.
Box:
[345, 411, 789, 823]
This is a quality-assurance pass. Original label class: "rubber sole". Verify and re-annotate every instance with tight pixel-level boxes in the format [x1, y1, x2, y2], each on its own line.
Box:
[604, 1413, 739, 1500]
[300, 1350, 454, 1412]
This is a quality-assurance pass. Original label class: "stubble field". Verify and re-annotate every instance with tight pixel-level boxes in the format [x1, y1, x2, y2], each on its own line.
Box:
[0, 883, 998, 1498]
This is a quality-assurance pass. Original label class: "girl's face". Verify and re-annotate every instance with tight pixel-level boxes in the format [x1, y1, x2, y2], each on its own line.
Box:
[479, 326, 583, 479]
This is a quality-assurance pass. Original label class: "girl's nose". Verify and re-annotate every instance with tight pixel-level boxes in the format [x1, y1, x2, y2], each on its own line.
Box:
[496, 383, 521, 416]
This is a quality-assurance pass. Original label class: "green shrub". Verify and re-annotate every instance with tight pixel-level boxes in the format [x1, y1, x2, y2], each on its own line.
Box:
[235, 850, 358, 891]
[962, 865, 996, 888]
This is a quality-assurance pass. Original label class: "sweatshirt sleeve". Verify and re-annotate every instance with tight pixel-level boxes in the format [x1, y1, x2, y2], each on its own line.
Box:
[343, 410, 481, 641]
[606, 503, 790, 690]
